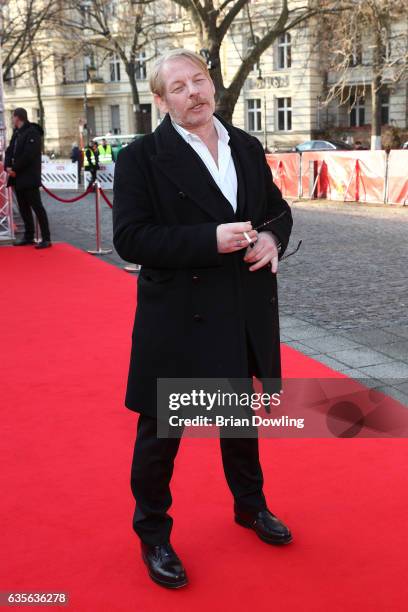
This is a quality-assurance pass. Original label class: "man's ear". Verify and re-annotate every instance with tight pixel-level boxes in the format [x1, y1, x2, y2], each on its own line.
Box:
[154, 93, 168, 115]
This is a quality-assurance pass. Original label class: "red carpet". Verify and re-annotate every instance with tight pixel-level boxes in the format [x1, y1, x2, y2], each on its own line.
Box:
[1, 242, 408, 611]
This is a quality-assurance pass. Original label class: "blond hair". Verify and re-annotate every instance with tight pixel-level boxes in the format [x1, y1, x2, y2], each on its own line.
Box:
[149, 48, 210, 97]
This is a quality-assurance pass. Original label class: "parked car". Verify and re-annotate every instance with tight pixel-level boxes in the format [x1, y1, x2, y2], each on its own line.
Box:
[293, 140, 354, 152]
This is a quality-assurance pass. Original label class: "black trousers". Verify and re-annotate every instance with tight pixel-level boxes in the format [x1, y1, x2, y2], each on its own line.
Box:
[15, 187, 51, 241]
[130, 335, 267, 545]
[86, 168, 97, 188]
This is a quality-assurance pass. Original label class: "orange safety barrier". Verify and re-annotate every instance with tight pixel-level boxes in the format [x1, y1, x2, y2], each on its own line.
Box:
[386, 150, 408, 205]
[266, 153, 300, 198]
[300, 151, 387, 204]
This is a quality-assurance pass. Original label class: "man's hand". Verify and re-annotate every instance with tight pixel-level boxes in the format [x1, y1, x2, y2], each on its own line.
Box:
[6, 168, 16, 177]
[243, 231, 279, 273]
[216, 221, 258, 254]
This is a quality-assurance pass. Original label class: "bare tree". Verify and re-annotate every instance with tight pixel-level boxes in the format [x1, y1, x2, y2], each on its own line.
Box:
[1, 0, 57, 83]
[62, 0, 172, 133]
[320, 0, 408, 149]
[169, 0, 348, 122]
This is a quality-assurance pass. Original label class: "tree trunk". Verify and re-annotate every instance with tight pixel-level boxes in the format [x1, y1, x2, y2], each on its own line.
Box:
[371, 78, 382, 150]
[126, 62, 143, 134]
[371, 27, 383, 150]
[31, 54, 45, 152]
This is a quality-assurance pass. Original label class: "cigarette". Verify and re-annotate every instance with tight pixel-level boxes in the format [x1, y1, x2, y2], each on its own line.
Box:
[243, 231, 255, 248]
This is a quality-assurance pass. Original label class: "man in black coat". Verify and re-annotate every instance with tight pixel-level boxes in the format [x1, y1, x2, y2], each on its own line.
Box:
[113, 49, 294, 589]
[5, 107, 52, 248]
[70, 142, 83, 185]
[84, 141, 100, 188]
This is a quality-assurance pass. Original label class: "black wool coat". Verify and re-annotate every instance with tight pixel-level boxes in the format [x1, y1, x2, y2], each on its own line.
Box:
[5, 122, 44, 190]
[112, 113, 293, 417]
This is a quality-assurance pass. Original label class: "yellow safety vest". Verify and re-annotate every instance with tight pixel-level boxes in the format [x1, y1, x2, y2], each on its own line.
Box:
[98, 144, 112, 164]
[84, 149, 97, 169]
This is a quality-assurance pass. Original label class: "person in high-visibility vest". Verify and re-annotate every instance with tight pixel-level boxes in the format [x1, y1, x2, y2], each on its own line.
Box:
[98, 138, 114, 164]
[84, 141, 100, 188]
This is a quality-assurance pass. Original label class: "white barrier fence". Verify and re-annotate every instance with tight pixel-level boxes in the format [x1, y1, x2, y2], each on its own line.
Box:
[41, 162, 78, 190]
[84, 163, 114, 190]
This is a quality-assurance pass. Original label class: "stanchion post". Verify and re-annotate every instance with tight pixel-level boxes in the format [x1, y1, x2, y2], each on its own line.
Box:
[87, 179, 112, 256]
[355, 159, 360, 202]
[298, 154, 303, 198]
[7, 187, 15, 240]
[384, 153, 389, 204]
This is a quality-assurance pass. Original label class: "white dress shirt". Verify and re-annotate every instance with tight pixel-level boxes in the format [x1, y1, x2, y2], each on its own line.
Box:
[171, 115, 238, 212]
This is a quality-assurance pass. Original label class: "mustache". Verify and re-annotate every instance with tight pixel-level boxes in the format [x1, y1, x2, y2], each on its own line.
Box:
[189, 99, 207, 109]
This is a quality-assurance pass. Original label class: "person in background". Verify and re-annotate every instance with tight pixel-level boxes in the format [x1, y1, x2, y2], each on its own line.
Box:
[97, 138, 114, 164]
[84, 141, 100, 188]
[70, 142, 83, 185]
[5, 107, 52, 248]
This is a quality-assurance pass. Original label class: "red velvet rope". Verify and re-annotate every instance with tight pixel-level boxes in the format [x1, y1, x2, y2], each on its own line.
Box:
[41, 184, 93, 202]
[99, 187, 113, 209]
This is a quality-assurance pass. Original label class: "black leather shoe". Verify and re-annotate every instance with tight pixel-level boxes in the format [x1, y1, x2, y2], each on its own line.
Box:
[141, 542, 188, 589]
[14, 238, 35, 246]
[35, 241, 52, 249]
[235, 508, 293, 545]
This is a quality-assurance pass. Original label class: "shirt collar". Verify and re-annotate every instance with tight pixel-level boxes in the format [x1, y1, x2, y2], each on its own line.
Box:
[171, 114, 230, 145]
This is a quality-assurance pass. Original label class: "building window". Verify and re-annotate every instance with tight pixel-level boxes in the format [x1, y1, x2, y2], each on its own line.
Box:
[107, 0, 117, 17]
[247, 99, 262, 132]
[109, 53, 121, 82]
[80, 2, 91, 27]
[171, 3, 183, 18]
[380, 91, 389, 125]
[87, 107, 96, 138]
[350, 35, 362, 67]
[60, 56, 67, 84]
[135, 51, 147, 80]
[4, 66, 16, 87]
[380, 27, 391, 62]
[277, 33, 291, 69]
[84, 53, 95, 80]
[350, 98, 365, 127]
[247, 35, 260, 72]
[277, 97, 292, 131]
[110, 105, 121, 134]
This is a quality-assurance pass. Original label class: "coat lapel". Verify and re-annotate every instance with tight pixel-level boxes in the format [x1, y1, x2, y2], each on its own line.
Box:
[223, 117, 263, 224]
[150, 113, 262, 224]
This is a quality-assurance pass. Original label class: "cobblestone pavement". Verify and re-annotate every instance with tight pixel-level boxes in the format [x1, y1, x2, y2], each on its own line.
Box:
[12, 189, 408, 405]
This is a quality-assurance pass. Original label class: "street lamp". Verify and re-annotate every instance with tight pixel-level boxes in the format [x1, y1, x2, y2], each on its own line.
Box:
[256, 68, 268, 151]
[83, 63, 97, 146]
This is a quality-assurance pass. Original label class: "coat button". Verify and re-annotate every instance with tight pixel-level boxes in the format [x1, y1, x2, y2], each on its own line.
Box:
[178, 191, 186, 199]
[270, 296, 276, 304]
[192, 275, 199, 282]
[193, 314, 203, 322]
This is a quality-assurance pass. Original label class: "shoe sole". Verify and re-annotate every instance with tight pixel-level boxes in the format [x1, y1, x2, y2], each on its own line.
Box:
[235, 516, 293, 545]
[142, 555, 189, 589]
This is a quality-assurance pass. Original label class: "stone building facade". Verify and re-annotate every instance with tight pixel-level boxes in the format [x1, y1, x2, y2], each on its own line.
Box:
[3, 1, 407, 155]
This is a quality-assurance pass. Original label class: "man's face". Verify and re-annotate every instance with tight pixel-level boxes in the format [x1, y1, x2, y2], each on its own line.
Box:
[154, 58, 216, 129]
[102, 139, 107, 146]
[12, 115, 23, 129]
